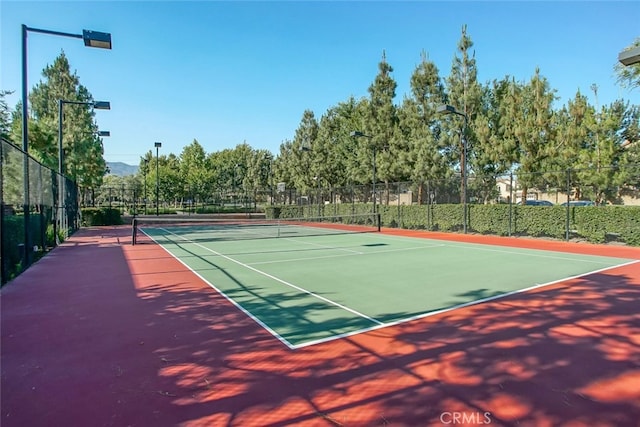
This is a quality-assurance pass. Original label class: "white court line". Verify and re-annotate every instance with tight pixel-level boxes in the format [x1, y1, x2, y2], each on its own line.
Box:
[360, 232, 630, 265]
[157, 228, 385, 327]
[443, 243, 623, 264]
[248, 244, 445, 266]
[291, 258, 640, 349]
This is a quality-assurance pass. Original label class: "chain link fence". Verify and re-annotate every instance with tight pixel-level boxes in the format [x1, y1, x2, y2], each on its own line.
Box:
[1, 138, 79, 284]
[84, 185, 263, 215]
[86, 163, 640, 245]
[91, 164, 640, 212]
[267, 166, 640, 244]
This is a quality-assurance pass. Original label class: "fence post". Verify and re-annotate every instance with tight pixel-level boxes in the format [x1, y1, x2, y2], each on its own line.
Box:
[133, 189, 137, 217]
[508, 173, 513, 236]
[131, 218, 137, 245]
[0, 139, 4, 284]
[351, 185, 355, 215]
[23, 152, 32, 268]
[397, 182, 401, 228]
[565, 168, 571, 241]
[426, 181, 431, 230]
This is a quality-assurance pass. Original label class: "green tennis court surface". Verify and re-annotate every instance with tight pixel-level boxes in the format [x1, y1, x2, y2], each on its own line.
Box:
[140, 222, 635, 349]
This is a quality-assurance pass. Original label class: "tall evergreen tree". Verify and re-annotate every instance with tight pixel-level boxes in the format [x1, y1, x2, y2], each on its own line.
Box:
[471, 77, 520, 202]
[290, 110, 319, 192]
[443, 25, 483, 203]
[14, 52, 107, 189]
[510, 68, 556, 201]
[400, 51, 449, 203]
[336, 97, 371, 188]
[313, 108, 343, 192]
[577, 94, 636, 203]
[548, 90, 591, 198]
[367, 51, 399, 203]
[314, 97, 367, 192]
[272, 140, 294, 193]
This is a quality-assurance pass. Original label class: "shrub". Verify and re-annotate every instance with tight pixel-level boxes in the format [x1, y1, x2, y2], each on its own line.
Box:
[267, 203, 640, 246]
[81, 207, 123, 226]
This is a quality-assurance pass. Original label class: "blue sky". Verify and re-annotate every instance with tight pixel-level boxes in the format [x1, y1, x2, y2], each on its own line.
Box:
[2, 1, 639, 166]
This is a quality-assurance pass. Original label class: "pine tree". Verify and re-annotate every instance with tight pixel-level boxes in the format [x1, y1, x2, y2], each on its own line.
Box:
[471, 77, 519, 202]
[400, 51, 449, 203]
[290, 110, 319, 193]
[367, 51, 398, 204]
[16, 52, 107, 190]
[509, 68, 556, 201]
[443, 25, 483, 203]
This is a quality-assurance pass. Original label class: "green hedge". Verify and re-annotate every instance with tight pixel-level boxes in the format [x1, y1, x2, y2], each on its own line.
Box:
[1, 214, 51, 283]
[573, 206, 640, 245]
[265, 203, 640, 246]
[2, 216, 25, 282]
[509, 206, 568, 239]
[81, 207, 123, 226]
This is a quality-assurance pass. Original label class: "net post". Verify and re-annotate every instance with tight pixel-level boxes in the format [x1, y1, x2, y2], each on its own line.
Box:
[132, 218, 137, 245]
[376, 213, 381, 232]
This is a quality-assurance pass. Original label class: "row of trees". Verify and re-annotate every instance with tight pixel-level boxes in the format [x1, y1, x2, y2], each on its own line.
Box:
[2, 28, 639, 207]
[114, 28, 640, 206]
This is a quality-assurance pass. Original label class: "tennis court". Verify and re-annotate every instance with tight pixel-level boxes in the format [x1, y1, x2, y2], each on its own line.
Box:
[135, 215, 636, 349]
[3, 221, 640, 426]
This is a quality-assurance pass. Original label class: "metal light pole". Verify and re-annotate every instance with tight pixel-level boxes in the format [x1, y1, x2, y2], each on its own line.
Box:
[437, 104, 468, 234]
[233, 164, 238, 210]
[21, 24, 111, 264]
[268, 157, 274, 206]
[155, 142, 162, 216]
[349, 131, 376, 214]
[314, 176, 321, 217]
[143, 159, 148, 215]
[57, 100, 110, 240]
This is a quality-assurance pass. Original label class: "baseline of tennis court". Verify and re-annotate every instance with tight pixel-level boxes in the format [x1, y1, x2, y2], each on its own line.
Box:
[140, 223, 636, 349]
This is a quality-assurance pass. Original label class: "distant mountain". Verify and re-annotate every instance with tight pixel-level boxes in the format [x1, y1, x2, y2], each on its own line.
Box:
[106, 162, 138, 176]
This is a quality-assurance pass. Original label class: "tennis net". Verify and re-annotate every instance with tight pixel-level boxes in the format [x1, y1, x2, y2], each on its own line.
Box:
[131, 213, 380, 245]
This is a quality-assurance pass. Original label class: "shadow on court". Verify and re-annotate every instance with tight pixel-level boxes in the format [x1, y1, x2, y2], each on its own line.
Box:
[1, 226, 639, 426]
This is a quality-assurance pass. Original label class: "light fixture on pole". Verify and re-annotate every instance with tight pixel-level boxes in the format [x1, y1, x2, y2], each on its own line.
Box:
[22, 24, 111, 262]
[154, 142, 162, 216]
[618, 45, 640, 66]
[349, 131, 376, 214]
[437, 104, 468, 234]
